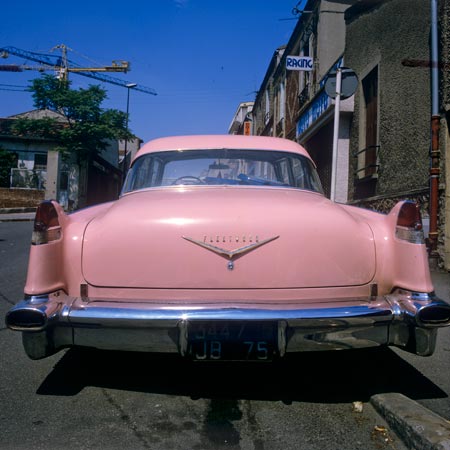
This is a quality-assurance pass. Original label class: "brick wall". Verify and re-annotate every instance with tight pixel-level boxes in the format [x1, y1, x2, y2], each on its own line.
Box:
[0, 188, 44, 208]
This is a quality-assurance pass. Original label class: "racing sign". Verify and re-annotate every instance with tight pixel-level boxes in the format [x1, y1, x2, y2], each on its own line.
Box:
[286, 56, 313, 71]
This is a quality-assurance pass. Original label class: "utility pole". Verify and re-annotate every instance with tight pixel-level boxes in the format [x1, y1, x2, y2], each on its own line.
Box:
[123, 83, 137, 183]
[330, 68, 342, 202]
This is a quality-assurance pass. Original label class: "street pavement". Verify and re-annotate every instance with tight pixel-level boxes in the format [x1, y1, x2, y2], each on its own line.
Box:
[1, 208, 450, 449]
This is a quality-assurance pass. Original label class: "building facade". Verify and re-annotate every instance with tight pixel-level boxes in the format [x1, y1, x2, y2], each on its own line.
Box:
[252, 46, 286, 138]
[0, 109, 122, 210]
[345, 0, 431, 202]
[251, 0, 356, 201]
[236, 0, 450, 268]
[228, 102, 254, 135]
[344, 0, 450, 269]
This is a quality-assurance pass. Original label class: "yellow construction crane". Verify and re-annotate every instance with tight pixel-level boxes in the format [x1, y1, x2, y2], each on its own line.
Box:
[47, 44, 129, 80]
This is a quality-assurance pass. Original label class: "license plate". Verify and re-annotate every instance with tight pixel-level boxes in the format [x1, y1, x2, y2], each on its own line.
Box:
[187, 321, 277, 361]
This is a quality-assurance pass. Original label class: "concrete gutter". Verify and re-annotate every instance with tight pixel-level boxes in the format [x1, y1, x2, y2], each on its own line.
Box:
[371, 393, 450, 450]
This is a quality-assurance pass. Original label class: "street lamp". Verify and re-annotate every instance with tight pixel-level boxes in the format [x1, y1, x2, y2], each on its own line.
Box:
[123, 82, 137, 182]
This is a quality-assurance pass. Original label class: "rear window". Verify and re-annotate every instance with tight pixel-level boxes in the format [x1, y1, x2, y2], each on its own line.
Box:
[122, 149, 323, 194]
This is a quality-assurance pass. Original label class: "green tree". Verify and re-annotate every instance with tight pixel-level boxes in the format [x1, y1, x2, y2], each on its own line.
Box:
[0, 146, 17, 188]
[11, 75, 131, 164]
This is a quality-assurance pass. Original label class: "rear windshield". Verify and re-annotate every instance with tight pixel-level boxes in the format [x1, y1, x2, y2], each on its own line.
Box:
[122, 149, 323, 194]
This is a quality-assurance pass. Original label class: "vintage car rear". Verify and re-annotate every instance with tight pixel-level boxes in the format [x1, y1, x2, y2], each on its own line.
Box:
[5, 135, 450, 360]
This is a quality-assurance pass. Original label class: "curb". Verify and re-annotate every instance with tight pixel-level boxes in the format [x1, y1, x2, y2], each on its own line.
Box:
[0, 207, 37, 214]
[0, 207, 36, 222]
[371, 393, 450, 450]
[0, 217, 35, 222]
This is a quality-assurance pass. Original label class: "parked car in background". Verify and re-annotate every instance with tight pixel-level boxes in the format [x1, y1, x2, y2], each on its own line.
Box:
[5, 135, 450, 360]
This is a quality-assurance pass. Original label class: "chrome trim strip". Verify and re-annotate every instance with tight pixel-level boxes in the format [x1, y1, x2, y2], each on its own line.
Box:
[395, 227, 425, 244]
[24, 294, 51, 304]
[66, 303, 393, 327]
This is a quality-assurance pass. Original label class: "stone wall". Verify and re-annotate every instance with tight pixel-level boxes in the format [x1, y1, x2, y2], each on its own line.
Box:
[441, 0, 450, 111]
[0, 188, 44, 208]
[345, 0, 431, 198]
[440, 0, 450, 270]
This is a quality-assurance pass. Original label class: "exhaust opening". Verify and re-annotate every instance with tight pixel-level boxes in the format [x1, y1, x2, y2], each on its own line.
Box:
[6, 309, 47, 330]
[418, 305, 450, 326]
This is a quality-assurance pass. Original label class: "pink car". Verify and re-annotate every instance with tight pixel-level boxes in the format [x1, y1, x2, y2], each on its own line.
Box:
[6, 135, 450, 360]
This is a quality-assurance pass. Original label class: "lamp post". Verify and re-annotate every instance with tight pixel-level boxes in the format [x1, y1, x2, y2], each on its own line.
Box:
[123, 82, 137, 183]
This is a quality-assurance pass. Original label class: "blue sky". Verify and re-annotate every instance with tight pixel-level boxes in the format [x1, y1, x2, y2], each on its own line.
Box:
[0, 0, 305, 143]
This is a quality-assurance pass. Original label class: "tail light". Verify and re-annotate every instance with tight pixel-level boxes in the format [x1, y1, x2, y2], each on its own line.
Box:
[395, 201, 424, 244]
[32, 201, 62, 245]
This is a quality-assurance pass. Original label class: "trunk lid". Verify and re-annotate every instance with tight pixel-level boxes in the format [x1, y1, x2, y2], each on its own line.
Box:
[82, 187, 376, 289]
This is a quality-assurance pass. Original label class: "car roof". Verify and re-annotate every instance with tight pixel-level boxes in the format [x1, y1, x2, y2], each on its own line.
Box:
[134, 135, 312, 161]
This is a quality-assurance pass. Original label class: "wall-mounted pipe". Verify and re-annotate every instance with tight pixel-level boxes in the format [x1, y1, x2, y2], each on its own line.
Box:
[428, 0, 440, 256]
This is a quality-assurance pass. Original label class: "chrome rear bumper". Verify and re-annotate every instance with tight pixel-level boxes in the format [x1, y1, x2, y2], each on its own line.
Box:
[5, 290, 450, 359]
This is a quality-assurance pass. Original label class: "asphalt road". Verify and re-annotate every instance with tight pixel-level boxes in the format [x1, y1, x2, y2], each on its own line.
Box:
[0, 221, 448, 450]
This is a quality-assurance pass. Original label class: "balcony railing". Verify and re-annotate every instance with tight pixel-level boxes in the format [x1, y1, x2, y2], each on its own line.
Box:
[298, 85, 309, 107]
[276, 118, 284, 137]
[261, 114, 273, 136]
[354, 145, 380, 179]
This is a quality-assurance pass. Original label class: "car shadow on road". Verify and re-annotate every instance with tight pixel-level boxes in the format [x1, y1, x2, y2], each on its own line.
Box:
[36, 347, 447, 403]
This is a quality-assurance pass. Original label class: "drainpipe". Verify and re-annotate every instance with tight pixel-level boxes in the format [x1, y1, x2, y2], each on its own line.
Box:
[428, 0, 440, 257]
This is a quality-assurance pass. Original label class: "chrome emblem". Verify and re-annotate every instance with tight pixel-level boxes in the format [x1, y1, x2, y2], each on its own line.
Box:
[182, 235, 279, 270]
